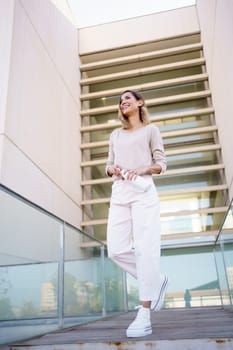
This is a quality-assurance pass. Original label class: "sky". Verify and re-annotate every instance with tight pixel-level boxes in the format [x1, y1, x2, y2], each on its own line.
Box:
[67, 0, 196, 28]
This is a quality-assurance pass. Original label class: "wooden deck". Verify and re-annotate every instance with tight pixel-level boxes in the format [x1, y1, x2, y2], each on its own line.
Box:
[2, 307, 233, 349]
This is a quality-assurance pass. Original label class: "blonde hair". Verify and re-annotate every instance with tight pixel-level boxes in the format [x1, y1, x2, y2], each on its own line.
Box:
[118, 90, 150, 129]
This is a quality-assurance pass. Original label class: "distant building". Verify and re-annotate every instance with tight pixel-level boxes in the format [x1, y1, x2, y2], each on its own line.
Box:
[40, 282, 57, 313]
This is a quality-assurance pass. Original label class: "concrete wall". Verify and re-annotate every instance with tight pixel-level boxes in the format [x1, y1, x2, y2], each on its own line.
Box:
[0, 0, 82, 227]
[196, 0, 233, 201]
[79, 5, 199, 54]
[0, 0, 15, 180]
[50, 0, 76, 25]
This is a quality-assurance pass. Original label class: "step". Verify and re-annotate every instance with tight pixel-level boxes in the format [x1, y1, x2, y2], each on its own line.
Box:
[6, 307, 233, 350]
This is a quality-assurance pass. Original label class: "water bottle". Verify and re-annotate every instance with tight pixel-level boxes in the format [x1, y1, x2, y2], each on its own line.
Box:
[120, 169, 151, 192]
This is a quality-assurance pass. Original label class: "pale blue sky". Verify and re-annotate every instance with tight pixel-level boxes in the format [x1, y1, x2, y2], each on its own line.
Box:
[68, 0, 196, 28]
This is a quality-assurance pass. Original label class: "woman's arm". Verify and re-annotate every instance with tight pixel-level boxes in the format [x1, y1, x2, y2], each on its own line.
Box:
[105, 130, 122, 177]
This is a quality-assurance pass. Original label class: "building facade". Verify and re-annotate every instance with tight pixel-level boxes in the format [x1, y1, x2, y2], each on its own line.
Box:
[0, 0, 233, 316]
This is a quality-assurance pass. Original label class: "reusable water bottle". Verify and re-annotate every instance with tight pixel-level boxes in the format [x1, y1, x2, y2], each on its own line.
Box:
[120, 169, 151, 192]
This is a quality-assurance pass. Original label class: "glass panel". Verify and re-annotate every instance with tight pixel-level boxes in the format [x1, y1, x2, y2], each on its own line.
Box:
[0, 187, 61, 344]
[64, 225, 103, 326]
[214, 199, 233, 308]
[221, 242, 233, 305]
[103, 252, 127, 313]
[126, 246, 221, 310]
[0, 186, 125, 345]
[214, 244, 231, 307]
[161, 247, 222, 308]
[63, 227, 126, 327]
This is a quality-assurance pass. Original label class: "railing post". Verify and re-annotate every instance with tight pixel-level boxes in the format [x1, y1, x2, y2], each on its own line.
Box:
[58, 222, 65, 329]
[100, 245, 106, 317]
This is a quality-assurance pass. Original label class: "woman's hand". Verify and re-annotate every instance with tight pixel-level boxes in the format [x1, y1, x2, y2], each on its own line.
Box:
[124, 167, 148, 180]
[124, 165, 162, 180]
[107, 165, 122, 177]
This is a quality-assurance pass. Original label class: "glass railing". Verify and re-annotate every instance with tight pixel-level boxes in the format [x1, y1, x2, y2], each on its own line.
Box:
[214, 198, 233, 308]
[0, 185, 127, 345]
[1, 184, 232, 345]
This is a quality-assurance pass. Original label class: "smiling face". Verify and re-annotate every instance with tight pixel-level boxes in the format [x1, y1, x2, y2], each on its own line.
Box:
[119, 91, 143, 117]
[118, 90, 149, 129]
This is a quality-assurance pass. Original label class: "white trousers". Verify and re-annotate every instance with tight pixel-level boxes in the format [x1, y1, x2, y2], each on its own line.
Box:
[107, 177, 162, 301]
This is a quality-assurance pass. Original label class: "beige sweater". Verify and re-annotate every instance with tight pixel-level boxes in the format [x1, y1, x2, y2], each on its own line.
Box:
[106, 124, 167, 178]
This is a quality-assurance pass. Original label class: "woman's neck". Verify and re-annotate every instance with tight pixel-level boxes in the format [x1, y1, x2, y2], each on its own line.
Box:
[128, 114, 143, 130]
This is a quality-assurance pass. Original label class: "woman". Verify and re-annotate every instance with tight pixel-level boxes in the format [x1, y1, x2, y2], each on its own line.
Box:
[106, 90, 168, 338]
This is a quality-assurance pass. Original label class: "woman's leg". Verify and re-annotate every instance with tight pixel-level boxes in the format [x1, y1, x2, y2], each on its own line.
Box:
[131, 190, 161, 303]
[107, 201, 137, 278]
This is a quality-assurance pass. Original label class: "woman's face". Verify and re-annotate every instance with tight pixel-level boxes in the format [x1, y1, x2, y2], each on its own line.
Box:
[119, 92, 142, 116]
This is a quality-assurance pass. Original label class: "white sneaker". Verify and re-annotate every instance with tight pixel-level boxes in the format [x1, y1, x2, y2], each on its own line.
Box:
[126, 306, 152, 338]
[151, 275, 169, 311]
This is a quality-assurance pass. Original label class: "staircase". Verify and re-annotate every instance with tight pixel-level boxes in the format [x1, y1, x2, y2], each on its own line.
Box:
[79, 32, 228, 245]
